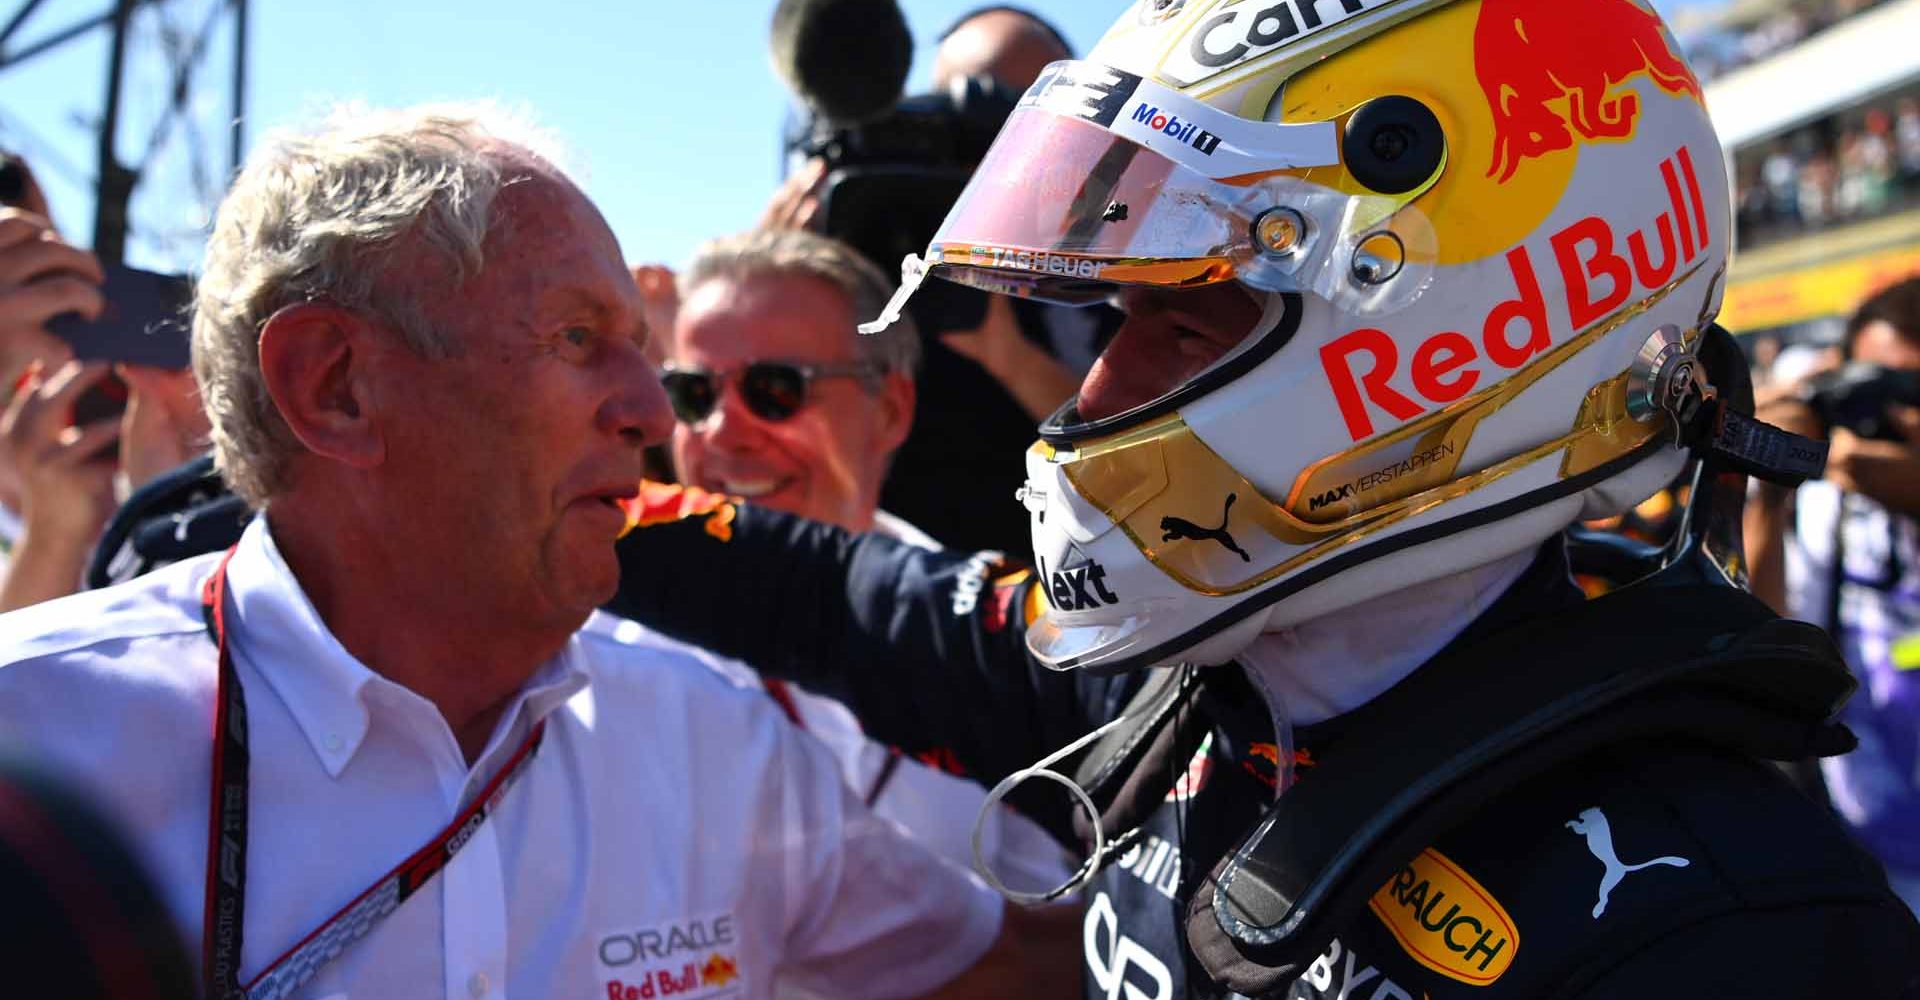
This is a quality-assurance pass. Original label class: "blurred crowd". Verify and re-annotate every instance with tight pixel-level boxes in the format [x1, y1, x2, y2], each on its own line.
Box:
[0, 154, 208, 613]
[1685, 0, 1900, 81]
[1734, 93, 1920, 245]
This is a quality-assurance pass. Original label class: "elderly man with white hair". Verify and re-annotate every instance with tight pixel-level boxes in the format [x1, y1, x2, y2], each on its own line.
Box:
[0, 103, 1074, 1000]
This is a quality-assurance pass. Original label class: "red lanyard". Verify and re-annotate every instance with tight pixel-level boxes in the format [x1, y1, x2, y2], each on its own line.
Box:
[199, 550, 547, 1000]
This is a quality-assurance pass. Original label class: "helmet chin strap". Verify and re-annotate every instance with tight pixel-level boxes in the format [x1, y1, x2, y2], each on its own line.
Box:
[1236, 546, 1534, 727]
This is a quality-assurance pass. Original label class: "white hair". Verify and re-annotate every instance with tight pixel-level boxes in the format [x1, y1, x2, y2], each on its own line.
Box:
[192, 100, 569, 507]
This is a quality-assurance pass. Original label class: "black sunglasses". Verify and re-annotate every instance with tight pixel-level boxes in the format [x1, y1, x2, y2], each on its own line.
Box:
[660, 359, 886, 425]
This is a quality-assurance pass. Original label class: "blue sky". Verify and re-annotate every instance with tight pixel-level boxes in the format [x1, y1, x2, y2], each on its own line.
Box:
[0, 0, 1705, 275]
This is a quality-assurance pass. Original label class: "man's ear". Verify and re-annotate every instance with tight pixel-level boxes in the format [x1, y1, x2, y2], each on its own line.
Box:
[257, 302, 386, 470]
[876, 369, 916, 454]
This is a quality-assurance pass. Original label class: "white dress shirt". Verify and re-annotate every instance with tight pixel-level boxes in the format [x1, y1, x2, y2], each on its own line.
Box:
[593, 508, 1072, 905]
[587, 614, 1073, 904]
[0, 517, 1003, 1000]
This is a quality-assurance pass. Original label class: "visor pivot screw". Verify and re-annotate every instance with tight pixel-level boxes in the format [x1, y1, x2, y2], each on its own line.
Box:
[1344, 96, 1446, 196]
[1103, 201, 1130, 223]
[1253, 207, 1307, 258]
[1370, 125, 1412, 162]
[1350, 231, 1406, 286]
[1626, 324, 1715, 440]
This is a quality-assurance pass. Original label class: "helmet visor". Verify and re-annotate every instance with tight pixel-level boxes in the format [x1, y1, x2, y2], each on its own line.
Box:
[922, 57, 1349, 304]
[926, 107, 1223, 304]
[913, 60, 1444, 301]
[858, 62, 1440, 439]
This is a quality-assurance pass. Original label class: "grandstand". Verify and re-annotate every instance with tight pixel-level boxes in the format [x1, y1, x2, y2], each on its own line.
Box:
[1691, 0, 1920, 344]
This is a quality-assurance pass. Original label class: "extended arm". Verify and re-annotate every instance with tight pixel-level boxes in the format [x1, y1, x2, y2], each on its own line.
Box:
[608, 486, 1114, 791]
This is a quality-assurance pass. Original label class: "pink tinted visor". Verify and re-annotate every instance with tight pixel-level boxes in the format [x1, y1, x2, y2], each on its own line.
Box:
[919, 60, 1347, 305]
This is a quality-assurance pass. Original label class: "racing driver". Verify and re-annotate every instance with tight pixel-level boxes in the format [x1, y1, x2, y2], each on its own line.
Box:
[609, 0, 1920, 996]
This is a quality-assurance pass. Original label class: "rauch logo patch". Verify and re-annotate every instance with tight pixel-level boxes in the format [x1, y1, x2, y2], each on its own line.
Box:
[1367, 848, 1518, 985]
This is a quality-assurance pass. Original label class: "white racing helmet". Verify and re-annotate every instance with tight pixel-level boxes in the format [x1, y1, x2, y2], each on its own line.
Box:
[870, 0, 1729, 675]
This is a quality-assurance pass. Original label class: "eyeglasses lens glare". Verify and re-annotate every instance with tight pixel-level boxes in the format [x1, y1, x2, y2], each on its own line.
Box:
[663, 372, 717, 424]
[744, 364, 806, 422]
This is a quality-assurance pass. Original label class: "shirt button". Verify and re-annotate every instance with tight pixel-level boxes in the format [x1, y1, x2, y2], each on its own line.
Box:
[323, 733, 344, 752]
[467, 971, 490, 998]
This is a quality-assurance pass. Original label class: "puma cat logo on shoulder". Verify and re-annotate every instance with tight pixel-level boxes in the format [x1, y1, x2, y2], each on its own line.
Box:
[1567, 807, 1690, 918]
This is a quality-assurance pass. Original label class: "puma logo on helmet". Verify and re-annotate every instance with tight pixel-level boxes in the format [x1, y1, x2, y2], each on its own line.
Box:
[1160, 494, 1251, 562]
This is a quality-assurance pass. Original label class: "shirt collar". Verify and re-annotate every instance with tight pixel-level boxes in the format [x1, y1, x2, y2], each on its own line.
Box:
[512, 642, 592, 742]
[221, 516, 589, 777]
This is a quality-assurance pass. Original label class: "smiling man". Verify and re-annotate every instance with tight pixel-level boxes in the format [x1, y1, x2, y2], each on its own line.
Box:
[0, 105, 1072, 1000]
[667, 229, 920, 538]
[656, 228, 1072, 901]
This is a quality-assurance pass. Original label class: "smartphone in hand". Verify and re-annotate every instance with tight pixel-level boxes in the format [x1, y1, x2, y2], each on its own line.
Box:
[47, 263, 193, 371]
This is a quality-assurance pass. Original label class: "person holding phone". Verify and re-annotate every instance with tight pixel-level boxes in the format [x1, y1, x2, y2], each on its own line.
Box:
[0, 152, 207, 611]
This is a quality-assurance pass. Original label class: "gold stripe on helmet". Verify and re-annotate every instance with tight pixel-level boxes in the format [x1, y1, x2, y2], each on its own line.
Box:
[1050, 263, 1701, 597]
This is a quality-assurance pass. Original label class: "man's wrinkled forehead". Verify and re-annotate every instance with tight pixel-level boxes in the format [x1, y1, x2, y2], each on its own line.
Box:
[491, 168, 639, 314]
[483, 152, 594, 245]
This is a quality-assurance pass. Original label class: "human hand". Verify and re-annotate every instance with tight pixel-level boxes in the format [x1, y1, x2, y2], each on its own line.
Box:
[759, 159, 827, 232]
[942, 295, 1079, 421]
[630, 263, 678, 367]
[940, 293, 1033, 378]
[0, 208, 99, 382]
[1824, 406, 1920, 519]
[1753, 396, 1825, 442]
[118, 364, 210, 495]
[1, 361, 120, 538]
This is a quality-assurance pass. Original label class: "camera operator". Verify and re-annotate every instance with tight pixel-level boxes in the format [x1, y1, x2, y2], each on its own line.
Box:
[923, 7, 1122, 431]
[764, 2, 1113, 554]
[0, 153, 207, 612]
[932, 7, 1073, 125]
[1747, 276, 1920, 914]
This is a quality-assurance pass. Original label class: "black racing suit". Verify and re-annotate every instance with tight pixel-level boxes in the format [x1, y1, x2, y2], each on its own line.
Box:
[608, 495, 1920, 999]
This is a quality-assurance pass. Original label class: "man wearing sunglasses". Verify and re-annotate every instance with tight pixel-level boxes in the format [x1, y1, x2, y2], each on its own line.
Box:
[665, 229, 920, 538]
[659, 227, 1073, 897]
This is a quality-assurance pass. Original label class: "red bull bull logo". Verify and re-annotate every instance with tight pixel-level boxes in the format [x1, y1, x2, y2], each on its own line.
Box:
[1475, 0, 1701, 183]
[699, 953, 740, 988]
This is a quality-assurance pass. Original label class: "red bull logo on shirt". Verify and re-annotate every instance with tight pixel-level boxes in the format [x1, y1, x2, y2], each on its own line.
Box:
[1474, 0, 1701, 183]
[600, 914, 745, 1000]
[699, 953, 740, 989]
